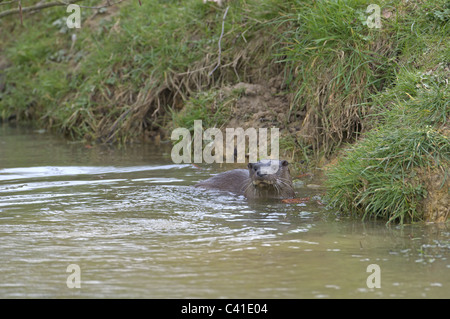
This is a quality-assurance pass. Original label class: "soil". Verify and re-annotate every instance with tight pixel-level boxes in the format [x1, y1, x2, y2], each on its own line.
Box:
[223, 80, 293, 131]
[419, 167, 450, 223]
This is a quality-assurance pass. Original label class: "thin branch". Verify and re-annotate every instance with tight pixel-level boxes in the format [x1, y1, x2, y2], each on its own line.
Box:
[65, 0, 127, 10]
[0, 1, 77, 18]
[208, 6, 230, 77]
[0, 0, 125, 19]
[0, 0, 18, 6]
[18, 0, 22, 25]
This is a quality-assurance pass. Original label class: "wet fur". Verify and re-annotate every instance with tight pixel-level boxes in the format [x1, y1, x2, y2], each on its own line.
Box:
[195, 160, 295, 199]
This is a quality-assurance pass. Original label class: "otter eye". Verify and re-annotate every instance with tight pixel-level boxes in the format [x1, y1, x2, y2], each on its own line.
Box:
[281, 160, 289, 166]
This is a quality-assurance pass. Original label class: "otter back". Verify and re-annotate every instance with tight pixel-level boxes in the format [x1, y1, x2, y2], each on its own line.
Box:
[194, 169, 249, 195]
[194, 160, 296, 199]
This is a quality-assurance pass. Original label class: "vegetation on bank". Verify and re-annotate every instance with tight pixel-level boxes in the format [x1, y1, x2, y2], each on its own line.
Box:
[1, 0, 285, 143]
[326, 85, 449, 224]
[0, 0, 448, 223]
[325, 1, 449, 224]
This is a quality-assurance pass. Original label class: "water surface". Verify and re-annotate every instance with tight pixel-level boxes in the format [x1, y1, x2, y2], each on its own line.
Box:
[0, 125, 448, 298]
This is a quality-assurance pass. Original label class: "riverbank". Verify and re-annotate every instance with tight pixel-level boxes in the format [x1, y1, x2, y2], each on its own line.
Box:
[0, 0, 448, 223]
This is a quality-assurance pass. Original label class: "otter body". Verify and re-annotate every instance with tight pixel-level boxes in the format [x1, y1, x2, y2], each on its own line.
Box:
[195, 160, 295, 199]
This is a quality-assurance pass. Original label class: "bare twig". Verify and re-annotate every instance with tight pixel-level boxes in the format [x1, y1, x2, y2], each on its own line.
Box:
[69, 0, 127, 10]
[18, 0, 22, 25]
[208, 5, 230, 77]
[0, 0, 79, 19]
[0, 0, 125, 19]
[0, 0, 18, 6]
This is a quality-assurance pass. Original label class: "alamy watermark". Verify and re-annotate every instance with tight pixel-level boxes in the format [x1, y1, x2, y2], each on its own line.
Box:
[366, 264, 381, 288]
[63, 262, 382, 291]
[66, 264, 81, 289]
[66, 4, 81, 29]
[171, 120, 279, 165]
[62, 2, 383, 29]
[366, 4, 382, 29]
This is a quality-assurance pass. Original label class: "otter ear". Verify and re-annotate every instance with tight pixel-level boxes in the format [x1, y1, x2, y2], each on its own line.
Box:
[248, 163, 253, 169]
[281, 160, 289, 166]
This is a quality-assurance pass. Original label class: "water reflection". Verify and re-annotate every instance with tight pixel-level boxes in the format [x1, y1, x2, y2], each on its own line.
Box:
[0, 125, 448, 298]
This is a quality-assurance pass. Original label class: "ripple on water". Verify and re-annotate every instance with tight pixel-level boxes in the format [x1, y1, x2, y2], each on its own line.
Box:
[0, 144, 449, 298]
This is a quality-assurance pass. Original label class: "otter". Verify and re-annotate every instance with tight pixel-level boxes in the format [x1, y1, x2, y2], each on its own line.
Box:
[195, 159, 295, 199]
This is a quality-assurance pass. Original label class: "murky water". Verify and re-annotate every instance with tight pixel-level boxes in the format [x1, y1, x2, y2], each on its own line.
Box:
[0, 124, 448, 298]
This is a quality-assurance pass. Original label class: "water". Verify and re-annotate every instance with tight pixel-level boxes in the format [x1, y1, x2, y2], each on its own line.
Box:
[0, 124, 448, 298]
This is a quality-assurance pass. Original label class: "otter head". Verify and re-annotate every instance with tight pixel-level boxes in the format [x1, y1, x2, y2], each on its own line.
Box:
[245, 160, 295, 199]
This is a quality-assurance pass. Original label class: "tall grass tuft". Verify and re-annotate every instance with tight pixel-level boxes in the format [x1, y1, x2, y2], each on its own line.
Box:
[326, 75, 449, 224]
[275, 0, 397, 157]
[324, 0, 449, 224]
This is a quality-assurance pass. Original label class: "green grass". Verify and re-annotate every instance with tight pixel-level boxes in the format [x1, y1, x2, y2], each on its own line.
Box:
[323, 0, 449, 224]
[326, 125, 449, 224]
[274, 0, 399, 156]
[271, 0, 449, 159]
[326, 72, 449, 224]
[1, 0, 285, 142]
[374, 66, 449, 127]
[171, 88, 239, 132]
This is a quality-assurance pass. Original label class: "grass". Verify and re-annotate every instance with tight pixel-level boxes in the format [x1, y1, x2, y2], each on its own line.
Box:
[324, 0, 449, 224]
[171, 88, 240, 133]
[1, 0, 285, 142]
[326, 123, 449, 224]
[275, 0, 398, 157]
[374, 67, 449, 127]
[326, 58, 449, 224]
[2, 0, 441, 145]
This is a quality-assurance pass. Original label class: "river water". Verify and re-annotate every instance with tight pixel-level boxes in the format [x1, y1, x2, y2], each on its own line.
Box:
[0, 124, 448, 298]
